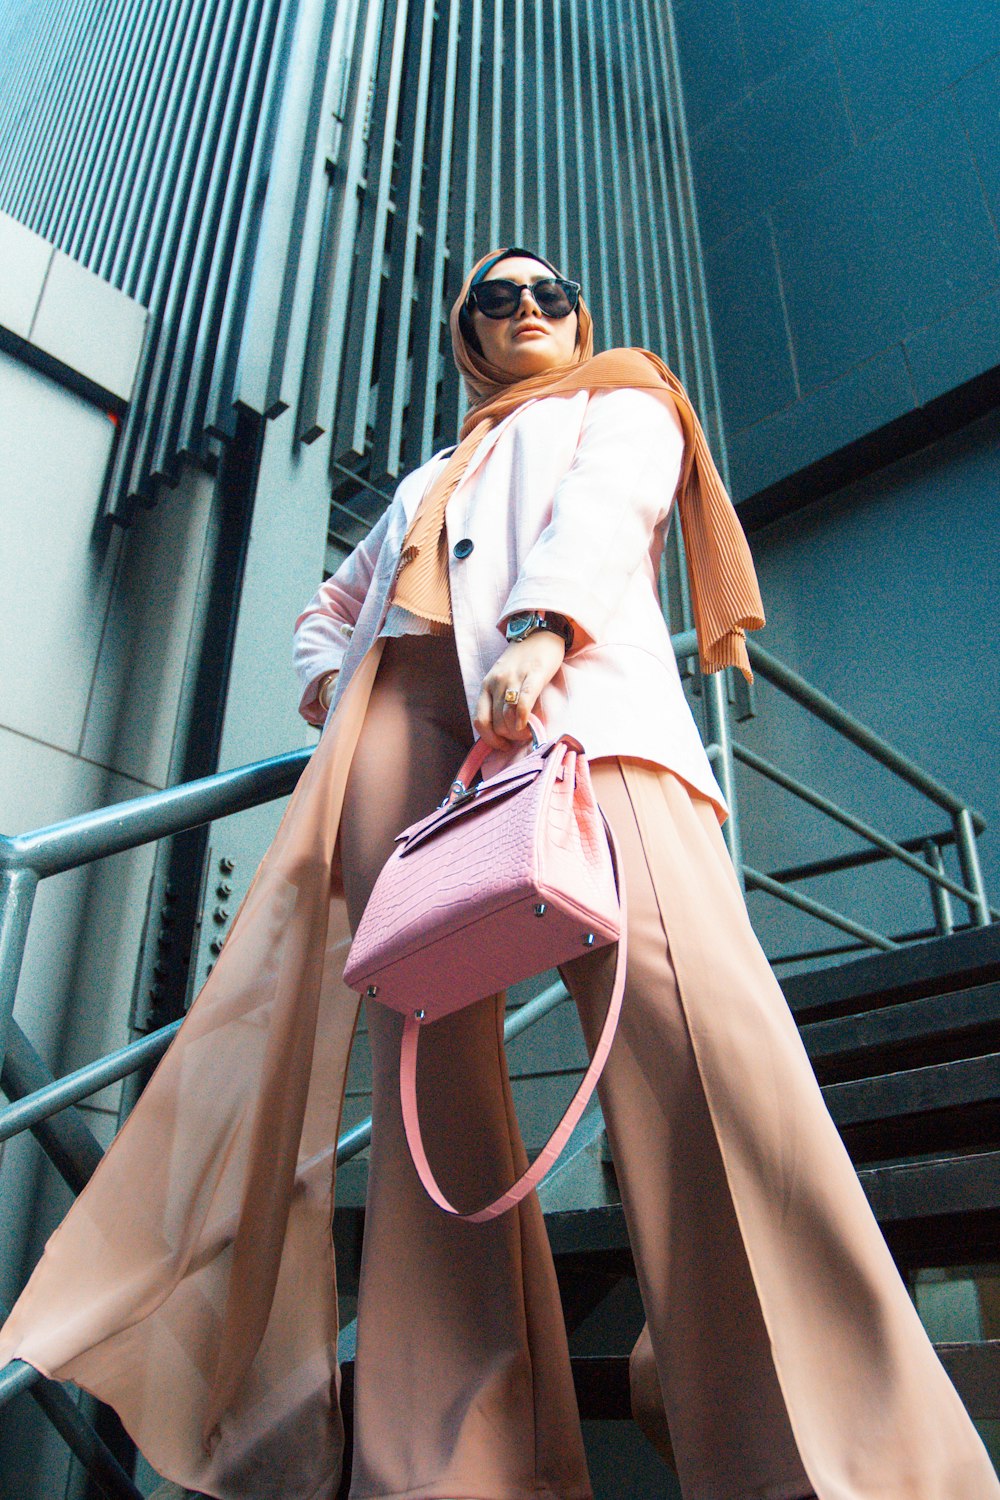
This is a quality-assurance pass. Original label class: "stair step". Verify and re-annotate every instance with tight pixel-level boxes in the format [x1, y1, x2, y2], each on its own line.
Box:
[541, 1148, 1000, 1266]
[565, 1342, 1000, 1423]
[781, 924, 1000, 1022]
[801, 981, 1000, 1081]
[857, 1147, 1000, 1262]
[859, 1147, 1000, 1220]
[823, 1052, 1000, 1160]
[141, 1343, 1000, 1498]
[331, 935, 1000, 1290]
[333, 1148, 1000, 1275]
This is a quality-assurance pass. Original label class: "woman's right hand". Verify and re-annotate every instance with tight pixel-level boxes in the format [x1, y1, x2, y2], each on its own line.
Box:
[474, 631, 566, 750]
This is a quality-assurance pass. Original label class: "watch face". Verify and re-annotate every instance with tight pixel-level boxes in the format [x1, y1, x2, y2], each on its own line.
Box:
[508, 611, 536, 639]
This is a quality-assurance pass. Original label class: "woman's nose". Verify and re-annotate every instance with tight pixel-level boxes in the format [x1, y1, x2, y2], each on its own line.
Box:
[513, 285, 543, 316]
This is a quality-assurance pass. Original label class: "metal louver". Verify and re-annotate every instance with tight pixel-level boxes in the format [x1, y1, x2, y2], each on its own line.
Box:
[0, 0, 725, 534]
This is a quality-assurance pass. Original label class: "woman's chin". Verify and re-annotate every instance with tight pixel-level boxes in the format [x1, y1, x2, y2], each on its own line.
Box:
[501, 344, 565, 377]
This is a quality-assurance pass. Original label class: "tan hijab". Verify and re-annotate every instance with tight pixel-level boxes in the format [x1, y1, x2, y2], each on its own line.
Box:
[391, 247, 765, 680]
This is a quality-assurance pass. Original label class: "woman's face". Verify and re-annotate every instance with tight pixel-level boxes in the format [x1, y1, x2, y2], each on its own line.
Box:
[469, 256, 579, 377]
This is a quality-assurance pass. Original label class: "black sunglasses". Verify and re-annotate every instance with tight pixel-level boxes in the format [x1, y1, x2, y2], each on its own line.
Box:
[466, 276, 581, 321]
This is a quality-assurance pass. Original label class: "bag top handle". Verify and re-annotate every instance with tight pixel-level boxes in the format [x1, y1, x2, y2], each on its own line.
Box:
[443, 713, 545, 807]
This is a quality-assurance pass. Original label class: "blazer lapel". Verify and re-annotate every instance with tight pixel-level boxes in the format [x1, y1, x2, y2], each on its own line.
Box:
[453, 400, 538, 498]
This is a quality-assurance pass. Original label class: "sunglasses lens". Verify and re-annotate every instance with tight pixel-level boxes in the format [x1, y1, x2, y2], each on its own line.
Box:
[534, 281, 575, 316]
[475, 282, 521, 317]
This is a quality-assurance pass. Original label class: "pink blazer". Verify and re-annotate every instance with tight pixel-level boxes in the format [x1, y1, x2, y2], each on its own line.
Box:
[293, 387, 727, 817]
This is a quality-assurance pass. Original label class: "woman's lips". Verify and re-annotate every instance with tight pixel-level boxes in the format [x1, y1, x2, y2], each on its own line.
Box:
[514, 325, 548, 338]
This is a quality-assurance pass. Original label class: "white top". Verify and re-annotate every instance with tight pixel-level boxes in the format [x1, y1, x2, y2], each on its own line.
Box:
[378, 603, 451, 639]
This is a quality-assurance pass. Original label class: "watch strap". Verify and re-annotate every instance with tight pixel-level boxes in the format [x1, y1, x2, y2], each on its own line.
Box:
[506, 611, 574, 649]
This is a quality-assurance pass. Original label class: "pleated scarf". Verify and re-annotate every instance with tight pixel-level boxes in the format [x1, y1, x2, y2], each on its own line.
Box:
[391, 246, 765, 681]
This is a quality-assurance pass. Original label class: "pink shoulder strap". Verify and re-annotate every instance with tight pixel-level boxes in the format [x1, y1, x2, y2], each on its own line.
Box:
[398, 816, 627, 1222]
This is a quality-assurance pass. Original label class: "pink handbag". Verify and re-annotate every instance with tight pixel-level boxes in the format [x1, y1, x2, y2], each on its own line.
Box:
[343, 717, 626, 1222]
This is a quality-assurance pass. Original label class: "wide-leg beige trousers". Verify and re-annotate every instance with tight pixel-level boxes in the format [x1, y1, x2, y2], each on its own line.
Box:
[338, 633, 999, 1500]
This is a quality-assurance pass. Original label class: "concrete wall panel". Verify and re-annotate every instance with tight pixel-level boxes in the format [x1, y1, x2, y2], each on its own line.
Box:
[0, 352, 123, 755]
[28, 247, 147, 404]
[0, 212, 51, 339]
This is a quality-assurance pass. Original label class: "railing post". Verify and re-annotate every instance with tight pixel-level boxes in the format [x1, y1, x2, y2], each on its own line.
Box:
[701, 669, 744, 889]
[0, 858, 39, 1077]
[922, 839, 954, 937]
[953, 808, 991, 928]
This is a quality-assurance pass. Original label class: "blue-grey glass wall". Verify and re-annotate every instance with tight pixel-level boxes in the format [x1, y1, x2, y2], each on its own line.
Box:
[0, 0, 725, 544]
[673, 0, 1000, 505]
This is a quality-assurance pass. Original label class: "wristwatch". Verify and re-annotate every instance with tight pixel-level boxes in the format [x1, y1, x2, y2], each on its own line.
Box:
[504, 610, 574, 650]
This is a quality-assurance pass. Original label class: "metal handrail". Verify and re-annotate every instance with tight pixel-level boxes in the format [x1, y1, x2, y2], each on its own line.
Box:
[0, 748, 314, 1085]
[746, 641, 985, 826]
[767, 827, 960, 883]
[0, 1305, 143, 1500]
[336, 980, 569, 1165]
[0, 1022, 182, 1144]
[742, 866, 899, 951]
[670, 627, 994, 944]
[0, 748, 312, 882]
[732, 742, 995, 913]
[0, 742, 572, 1427]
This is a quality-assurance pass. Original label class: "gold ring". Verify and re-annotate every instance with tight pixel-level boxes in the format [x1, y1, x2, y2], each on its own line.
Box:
[503, 688, 520, 705]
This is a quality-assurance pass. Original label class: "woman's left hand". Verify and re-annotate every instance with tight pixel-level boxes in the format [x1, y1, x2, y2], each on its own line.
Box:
[474, 632, 566, 749]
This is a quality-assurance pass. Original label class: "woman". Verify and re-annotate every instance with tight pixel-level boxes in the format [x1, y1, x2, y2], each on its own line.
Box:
[293, 247, 1000, 1500]
[1, 248, 997, 1500]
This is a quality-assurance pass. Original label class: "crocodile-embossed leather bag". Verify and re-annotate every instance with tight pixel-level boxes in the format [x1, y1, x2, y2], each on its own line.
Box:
[343, 717, 626, 1222]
